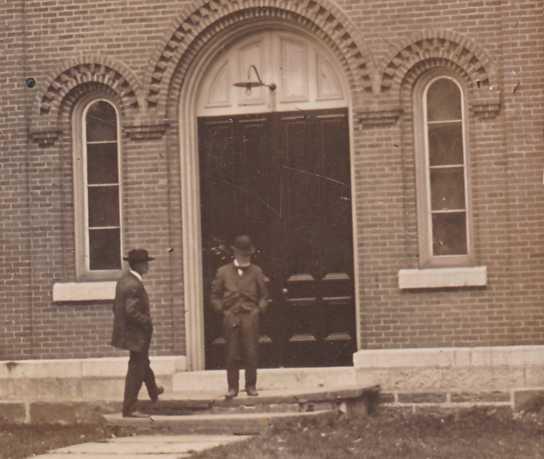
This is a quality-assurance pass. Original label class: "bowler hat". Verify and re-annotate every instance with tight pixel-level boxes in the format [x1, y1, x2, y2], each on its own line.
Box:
[123, 248, 155, 263]
[231, 235, 255, 255]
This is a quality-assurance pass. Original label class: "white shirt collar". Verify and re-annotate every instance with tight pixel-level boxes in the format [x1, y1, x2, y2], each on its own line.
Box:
[233, 259, 250, 268]
[129, 269, 143, 282]
[233, 258, 251, 277]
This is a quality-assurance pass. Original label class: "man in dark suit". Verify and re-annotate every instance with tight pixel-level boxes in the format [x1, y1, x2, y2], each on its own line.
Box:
[111, 248, 164, 417]
[210, 235, 269, 399]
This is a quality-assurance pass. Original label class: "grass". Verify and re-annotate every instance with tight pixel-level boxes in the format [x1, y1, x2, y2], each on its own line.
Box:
[192, 407, 544, 459]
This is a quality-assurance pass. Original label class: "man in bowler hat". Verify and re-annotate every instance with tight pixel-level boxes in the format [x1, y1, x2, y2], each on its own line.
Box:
[210, 235, 269, 399]
[111, 248, 164, 417]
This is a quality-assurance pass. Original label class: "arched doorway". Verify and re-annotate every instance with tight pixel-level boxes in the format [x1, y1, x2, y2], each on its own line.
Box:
[194, 29, 356, 368]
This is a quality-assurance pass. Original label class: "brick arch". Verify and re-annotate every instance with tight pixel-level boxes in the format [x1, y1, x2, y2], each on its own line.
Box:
[398, 56, 500, 119]
[36, 55, 142, 119]
[400, 57, 473, 94]
[380, 30, 498, 95]
[57, 82, 124, 119]
[146, 0, 376, 112]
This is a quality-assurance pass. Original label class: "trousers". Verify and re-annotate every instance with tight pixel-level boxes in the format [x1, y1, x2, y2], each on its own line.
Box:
[122, 348, 160, 415]
[223, 309, 259, 390]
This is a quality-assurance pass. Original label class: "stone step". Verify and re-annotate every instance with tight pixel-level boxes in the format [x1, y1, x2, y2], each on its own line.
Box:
[104, 409, 338, 435]
[172, 366, 356, 392]
[138, 386, 378, 416]
[141, 400, 310, 415]
[104, 386, 379, 435]
[104, 385, 380, 436]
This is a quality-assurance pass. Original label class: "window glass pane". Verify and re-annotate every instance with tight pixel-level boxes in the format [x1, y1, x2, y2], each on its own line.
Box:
[88, 186, 120, 227]
[86, 101, 117, 142]
[432, 212, 467, 255]
[428, 122, 463, 166]
[430, 168, 466, 211]
[427, 79, 461, 121]
[87, 143, 119, 184]
[89, 228, 121, 270]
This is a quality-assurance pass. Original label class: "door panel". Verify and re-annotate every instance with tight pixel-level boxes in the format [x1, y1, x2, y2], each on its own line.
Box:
[277, 110, 354, 366]
[199, 108, 355, 368]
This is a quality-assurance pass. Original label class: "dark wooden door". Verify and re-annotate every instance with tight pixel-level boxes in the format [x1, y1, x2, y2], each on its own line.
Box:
[199, 108, 355, 368]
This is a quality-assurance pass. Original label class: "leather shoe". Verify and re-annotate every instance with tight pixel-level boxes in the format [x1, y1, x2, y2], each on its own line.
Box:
[246, 386, 259, 396]
[122, 411, 149, 418]
[151, 386, 164, 403]
[225, 388, 238, 399]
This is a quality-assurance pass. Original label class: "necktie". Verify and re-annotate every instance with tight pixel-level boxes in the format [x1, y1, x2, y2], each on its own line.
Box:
[236, 265, 250, 276]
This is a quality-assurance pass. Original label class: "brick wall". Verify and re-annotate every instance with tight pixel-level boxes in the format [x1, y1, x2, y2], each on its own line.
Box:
[1, 0, 543, 360]
[1, 0, 33, 359]
[344, 0, 544, 349]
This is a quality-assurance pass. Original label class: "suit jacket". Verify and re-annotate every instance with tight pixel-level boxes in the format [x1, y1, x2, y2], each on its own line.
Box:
[210, 262, 269, 314]
[111, 272, 153, 352]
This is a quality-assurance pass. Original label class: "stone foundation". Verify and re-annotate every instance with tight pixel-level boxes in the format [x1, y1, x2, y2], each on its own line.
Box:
[0, 356, 186, 402]
[353, 345, 544, 391]
[2, 347, 544, 423]
[0, 355, 186, 424]
[354, 345, 544, 413]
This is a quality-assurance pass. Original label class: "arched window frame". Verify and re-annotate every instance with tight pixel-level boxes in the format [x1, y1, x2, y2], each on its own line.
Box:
[73, 97, 124, 280]
[413, 70, 474, 268]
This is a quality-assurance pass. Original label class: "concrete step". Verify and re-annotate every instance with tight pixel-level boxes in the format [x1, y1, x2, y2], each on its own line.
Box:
[172, 366, 356, 392]
[104, 409, 338, 435]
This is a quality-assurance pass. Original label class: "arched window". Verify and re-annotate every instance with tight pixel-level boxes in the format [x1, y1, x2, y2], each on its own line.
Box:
[74, 99, 123, 277]
[414, 74, 472, 266]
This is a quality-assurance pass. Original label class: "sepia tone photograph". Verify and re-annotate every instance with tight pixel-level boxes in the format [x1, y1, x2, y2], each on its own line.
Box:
[1, 0, 543, 457]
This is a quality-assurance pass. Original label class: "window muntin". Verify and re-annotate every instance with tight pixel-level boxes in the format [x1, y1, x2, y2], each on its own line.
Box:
[83, 100, 122, 272]
[418, 75, 471, 265]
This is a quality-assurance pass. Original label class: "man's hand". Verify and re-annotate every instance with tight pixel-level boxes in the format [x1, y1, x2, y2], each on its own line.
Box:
[258, 298, 270, 314]
[223, 292, 242, 309]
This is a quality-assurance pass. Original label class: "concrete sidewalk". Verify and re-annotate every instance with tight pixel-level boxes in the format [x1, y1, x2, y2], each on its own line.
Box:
[33, 434, 251, 458]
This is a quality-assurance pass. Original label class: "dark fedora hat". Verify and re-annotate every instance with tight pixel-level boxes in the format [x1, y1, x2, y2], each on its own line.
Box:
[231, 235, 255, 256]
[123, 248, 155, 263]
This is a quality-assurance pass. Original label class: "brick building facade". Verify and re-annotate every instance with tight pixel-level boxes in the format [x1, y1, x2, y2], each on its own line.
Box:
[1, 0, 543, 373]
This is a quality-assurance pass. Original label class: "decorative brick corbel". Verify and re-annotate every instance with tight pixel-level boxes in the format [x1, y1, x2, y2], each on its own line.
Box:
[29, 127, 63, 147]
[355, 93, 402, 127]
[353, 92, 403, 128]
[470, 86, 501, 119]
[123, 120, 171, 141]
[357, 108, 403, 128]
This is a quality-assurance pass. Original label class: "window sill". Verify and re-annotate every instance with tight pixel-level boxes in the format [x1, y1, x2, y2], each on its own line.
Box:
[52, 281, 116, 302]
[398, 266, 487, 290]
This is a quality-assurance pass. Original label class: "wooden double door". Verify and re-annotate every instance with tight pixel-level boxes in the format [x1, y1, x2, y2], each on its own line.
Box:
[199, 108, 356, 368]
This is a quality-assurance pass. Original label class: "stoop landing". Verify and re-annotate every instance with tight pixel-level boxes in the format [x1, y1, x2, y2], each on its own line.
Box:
[172, 366, 357, 392]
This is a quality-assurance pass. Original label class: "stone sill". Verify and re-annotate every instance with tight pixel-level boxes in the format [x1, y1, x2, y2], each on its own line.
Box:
[353, 345, 544, 368]
[398, 266, 487, 289]
[52, 281, 116, 302]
